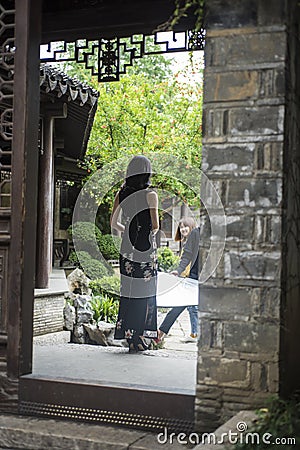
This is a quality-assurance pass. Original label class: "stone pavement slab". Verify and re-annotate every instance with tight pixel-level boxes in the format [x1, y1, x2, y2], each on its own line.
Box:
[0, 414, 185, 450]
[22, 308, 198, 449]
[193, 410, 258, 449]
[32, 308, 198, 393]
[32, 343, 197, 393]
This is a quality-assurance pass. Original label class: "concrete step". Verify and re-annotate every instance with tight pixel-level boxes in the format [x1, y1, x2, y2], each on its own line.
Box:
[0, 413, 184, 450]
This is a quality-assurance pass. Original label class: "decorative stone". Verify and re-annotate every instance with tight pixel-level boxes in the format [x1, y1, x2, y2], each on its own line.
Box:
[83, 322, 114, 346]
[83, 322, 127, 347]
[67, 268, 91, 295]
[74, 295, 93, 324]
[65, 293, 126, 346]
[71, 324, 87, 344]
[63, 302, 75, 331]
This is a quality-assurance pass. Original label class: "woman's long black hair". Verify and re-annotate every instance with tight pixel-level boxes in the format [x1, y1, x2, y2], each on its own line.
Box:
[124, 155, 152, 191]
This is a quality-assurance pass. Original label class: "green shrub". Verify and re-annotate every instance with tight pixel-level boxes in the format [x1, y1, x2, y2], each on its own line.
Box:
[98, 234, 121, 260]
[90, 294, 119, 324]
[157, 247, 180, 272]
[75, 251, 113, 279]
[68, 249, 79, 265]
[68, 222, 121, 262]
[89, 275, 120, 300]
[234, 397, 300, 449]
[68, 221, 102, 258]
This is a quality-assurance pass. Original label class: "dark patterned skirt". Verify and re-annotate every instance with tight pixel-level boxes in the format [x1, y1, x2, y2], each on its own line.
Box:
[114, 254, 158, 340]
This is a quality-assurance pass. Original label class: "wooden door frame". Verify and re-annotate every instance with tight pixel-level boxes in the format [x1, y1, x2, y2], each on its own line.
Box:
[9, 0, 197, 431]
[7, 0, 41, 378]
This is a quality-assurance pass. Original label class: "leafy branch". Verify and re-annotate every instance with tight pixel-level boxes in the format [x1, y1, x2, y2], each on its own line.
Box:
[155, 0, 206, 33]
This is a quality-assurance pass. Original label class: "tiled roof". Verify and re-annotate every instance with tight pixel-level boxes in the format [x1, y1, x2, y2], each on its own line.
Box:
[40, 63, 99, 107]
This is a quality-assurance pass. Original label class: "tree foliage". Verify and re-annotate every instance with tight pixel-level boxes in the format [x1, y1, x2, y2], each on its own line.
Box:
[85, 64, 202, 169]
[61, 48, 203, 227]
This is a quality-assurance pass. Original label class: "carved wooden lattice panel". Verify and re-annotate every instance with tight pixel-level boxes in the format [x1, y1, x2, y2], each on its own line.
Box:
[0, 0, 15, 208]
[0, 1, 14, 333]
[40, 29, 205, 82]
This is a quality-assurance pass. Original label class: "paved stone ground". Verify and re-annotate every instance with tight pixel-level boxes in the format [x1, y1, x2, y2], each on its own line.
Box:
[0, 413, 185, 450]
[156, 308, 198, 357]
[32, 308, 197, 391]
[2, 312, 257, 449]
[34, 308, 198, 358]
[4, 309, 197, 449]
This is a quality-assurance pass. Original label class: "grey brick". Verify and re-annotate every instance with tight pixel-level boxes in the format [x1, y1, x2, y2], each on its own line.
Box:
[206, 0, 258, 29]
[225, 250, 281, 280]
[204, 71, 259, 102]
[227, 178, 281, 207]
[202, 144, 255, 174]
[230, 106, 284, 137]
[198, 356, 249, 386]
[207, 32, 286, 67]
[200, 286, 252, 316]
[224, 322, 279, 353]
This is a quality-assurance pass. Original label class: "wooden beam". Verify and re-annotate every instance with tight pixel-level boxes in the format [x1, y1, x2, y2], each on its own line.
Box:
[7, 0, 41, 377]
[42, 0, 196, 42]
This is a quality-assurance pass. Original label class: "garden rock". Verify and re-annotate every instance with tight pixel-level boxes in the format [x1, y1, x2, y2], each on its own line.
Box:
[74, 295, 93, 324]
[83, 322, 114, 346]
[64, 290, 125, 347]
[107, 336, 128, 348]
[83, 322, 128, 347]
[67, 268, 91, 295]
[71, 324, 88, 344]
[63, 302, 75, 331]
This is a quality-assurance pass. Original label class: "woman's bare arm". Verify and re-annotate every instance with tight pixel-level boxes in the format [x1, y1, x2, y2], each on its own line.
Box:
[147, 190, 159, 234]
[110, 192, 125, 233]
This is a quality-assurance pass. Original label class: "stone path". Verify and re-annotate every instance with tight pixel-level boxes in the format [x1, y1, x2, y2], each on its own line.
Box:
[34, 308, 198, 358]
[32, 308, 197, 391]
[156, 307, 198, 358]
[0, 413, 185, 450]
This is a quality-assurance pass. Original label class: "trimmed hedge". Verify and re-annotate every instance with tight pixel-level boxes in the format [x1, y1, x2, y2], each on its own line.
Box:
[75, 251, 113, 280]
[68, 222, 101, 258]
[98, 234, 121, 260]
[68, 221, 121, 261]
[89, 275, 120, 301]
[157, 247, 180, 272]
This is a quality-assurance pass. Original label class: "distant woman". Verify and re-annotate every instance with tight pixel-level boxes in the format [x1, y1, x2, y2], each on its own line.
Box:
[110, 155, 159, 352]
[157, 216, 199, 343]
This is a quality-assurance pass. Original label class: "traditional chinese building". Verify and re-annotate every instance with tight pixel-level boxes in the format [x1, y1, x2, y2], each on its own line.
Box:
[38, 64, 98, 288]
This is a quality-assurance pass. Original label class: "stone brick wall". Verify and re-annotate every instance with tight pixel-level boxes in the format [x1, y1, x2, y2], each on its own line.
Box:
[196, 0, 287, 431]
[33, 295, 65, 336]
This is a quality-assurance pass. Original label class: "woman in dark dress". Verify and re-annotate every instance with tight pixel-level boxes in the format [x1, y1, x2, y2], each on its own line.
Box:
[110, 156, 159, 352]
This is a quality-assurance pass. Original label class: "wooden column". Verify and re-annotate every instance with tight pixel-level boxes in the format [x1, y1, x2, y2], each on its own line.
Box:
[7, 0, 41, 377]
[36, 105, 67, 289]
[35, 116, 54, 288]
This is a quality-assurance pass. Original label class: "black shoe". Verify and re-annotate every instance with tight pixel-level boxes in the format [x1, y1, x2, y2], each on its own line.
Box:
[135, 336, 149, 351]
[127, 338, 136, 353]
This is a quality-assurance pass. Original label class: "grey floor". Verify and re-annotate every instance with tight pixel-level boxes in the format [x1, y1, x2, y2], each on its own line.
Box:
[32, 309, 197, 395]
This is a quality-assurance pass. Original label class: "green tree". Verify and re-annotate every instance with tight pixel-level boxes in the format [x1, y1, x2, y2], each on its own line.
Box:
[86, 69, 202, 166]
[126, 36, 173, 82]
[59, 45, 203, 227]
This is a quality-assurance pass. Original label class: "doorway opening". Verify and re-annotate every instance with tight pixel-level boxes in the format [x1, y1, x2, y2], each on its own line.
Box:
[10, 2, 207, 433]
